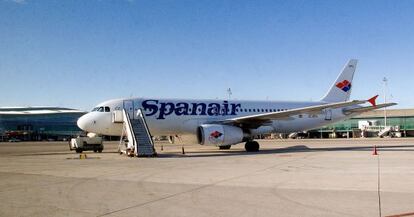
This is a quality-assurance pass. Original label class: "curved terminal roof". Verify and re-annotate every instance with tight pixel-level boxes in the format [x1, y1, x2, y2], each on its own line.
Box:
[0, 107, 86, 115]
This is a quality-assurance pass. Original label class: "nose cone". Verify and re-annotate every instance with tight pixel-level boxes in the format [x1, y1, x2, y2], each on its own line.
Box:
[77, 114, 90, 132]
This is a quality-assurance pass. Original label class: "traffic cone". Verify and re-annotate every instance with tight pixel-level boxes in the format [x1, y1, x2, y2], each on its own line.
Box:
[372, 145, 378, 155]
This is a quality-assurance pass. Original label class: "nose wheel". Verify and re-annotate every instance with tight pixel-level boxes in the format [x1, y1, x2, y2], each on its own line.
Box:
[245, 141, 260, 152]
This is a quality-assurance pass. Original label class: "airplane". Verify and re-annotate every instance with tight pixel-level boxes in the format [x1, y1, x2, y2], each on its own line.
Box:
[77, 59, 397, 152]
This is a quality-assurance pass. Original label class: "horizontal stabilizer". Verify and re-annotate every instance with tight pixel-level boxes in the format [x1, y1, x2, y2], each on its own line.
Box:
[343, 103, 397, 114]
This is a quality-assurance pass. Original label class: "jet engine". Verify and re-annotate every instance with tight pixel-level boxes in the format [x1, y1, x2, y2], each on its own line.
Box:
[197, 124, 247, 146]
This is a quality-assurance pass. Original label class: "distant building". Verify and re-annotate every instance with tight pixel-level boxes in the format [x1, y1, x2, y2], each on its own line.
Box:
[309, 109, 414, 138]
[0, 107, 86, 141]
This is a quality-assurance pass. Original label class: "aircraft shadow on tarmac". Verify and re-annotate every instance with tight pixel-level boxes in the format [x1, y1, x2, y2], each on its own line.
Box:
[157, 144, 414, 158]
[7, 145, 414, 158]
[9, 151, 120, 157]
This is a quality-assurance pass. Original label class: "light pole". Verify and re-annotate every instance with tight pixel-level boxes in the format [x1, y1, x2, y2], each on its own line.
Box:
[227, 88, 232, 100]
[383, 77, 388, 128]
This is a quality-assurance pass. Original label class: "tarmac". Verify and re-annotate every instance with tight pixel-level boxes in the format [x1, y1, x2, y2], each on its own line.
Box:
[1, 138, 414, 217]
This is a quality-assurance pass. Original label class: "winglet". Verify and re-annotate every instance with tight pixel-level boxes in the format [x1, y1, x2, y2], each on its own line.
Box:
[368, 95, 379, 107]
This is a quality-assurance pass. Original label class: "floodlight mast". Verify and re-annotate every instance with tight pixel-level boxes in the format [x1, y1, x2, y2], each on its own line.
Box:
[383, 77, 388, 128]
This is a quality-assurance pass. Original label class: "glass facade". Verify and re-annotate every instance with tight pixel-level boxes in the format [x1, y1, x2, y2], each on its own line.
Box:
[0, 110, 86, 141]
[318, 116, 414, 132]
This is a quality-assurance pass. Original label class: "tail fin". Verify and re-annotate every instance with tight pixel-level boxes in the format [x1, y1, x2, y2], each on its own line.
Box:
[320, 59, 358, 102]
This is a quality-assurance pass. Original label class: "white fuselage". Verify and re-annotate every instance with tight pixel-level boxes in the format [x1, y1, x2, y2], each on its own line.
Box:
[77, 97, 357, 141]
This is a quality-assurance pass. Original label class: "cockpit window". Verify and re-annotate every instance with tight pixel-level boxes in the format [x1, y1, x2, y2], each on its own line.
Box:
[91, 106, 110, 112]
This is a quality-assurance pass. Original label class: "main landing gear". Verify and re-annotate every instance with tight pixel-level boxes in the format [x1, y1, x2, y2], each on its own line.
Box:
[219, 145, 231, 150]
[217, 141, 260, 152]
[245, 141, 260, 152]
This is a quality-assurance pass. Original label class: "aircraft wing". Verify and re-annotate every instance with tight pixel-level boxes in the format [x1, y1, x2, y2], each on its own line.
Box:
[215, 100, 367, 128]
[343, 103, 397, 114]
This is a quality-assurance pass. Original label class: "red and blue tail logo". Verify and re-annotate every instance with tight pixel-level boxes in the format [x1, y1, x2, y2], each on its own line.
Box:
[336, 80, 352, 92]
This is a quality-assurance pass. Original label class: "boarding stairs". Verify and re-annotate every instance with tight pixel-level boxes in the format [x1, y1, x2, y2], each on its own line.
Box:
[116, 109, 156, 157]
[378, 126, 392, 138]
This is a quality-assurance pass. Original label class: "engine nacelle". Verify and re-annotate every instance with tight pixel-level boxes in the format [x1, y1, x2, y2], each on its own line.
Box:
[197, 124, 245, 146]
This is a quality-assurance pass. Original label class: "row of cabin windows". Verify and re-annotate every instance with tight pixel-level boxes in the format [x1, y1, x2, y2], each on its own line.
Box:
[91, 106, 111, 112]
[100, 106, 288, 114]
[235, 108, 288, 113]
[153, 108, 289, 113]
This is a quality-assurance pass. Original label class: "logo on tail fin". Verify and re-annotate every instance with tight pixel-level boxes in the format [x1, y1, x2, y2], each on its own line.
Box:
[336, 80, 352, 92]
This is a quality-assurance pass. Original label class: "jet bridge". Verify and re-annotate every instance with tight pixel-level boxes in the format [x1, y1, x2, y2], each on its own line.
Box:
[114, 109, 156, 157]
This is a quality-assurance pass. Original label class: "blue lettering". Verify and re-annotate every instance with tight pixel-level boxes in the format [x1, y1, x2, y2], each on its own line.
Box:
[175, 102, 189, 116]
[191, 103, 207, 115]
[142, 100, 159, 116]
[230, 103, 241, 115]
[141, 100, 240, 119]
[207, 103, 221, 116]
[158, 102, 175, 119]
[223, 101, 229, 115]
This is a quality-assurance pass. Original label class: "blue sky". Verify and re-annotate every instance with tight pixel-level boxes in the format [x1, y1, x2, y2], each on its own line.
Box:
[1, 0, 413, 110]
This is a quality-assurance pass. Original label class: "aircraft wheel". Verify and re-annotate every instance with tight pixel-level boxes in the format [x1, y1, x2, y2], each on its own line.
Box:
[76, 148, 83, 153]
[245, 141, 260, 152]
[219, 145, 231, 150]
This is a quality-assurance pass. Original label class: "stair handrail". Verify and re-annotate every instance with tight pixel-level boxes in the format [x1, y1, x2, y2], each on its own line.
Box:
[122, 109, 137, 151]
[136, 108, 155, 147]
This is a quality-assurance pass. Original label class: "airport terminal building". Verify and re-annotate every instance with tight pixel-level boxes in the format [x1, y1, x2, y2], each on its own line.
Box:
[310, 109, 414, 138]
[0, 107, 86, 141]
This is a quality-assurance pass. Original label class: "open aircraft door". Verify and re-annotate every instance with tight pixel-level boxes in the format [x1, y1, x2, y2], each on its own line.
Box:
[123, 100, 135, 119]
